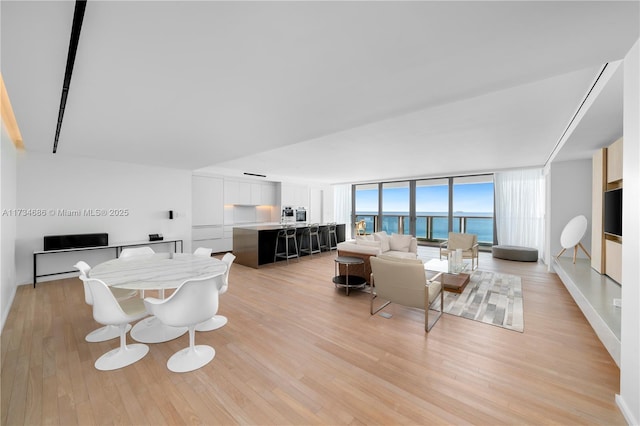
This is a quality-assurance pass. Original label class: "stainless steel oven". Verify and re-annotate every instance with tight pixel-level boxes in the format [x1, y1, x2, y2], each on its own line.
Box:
[296, 208, 306, 222]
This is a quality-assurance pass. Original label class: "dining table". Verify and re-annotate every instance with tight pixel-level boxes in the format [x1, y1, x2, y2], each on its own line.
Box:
[90, 252, 227, 343]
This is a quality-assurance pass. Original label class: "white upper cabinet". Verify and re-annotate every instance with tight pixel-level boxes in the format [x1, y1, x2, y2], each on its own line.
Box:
[224, 179, 251, 205]
[281, 183, 309, 208]
[192, 175, 224, 226]
[261, 183, 276, 206]
[225, 179, 276, 206]
[251, 183, 262, 205]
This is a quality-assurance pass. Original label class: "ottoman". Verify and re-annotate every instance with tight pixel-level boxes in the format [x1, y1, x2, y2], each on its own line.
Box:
[492, 245, 538, 262]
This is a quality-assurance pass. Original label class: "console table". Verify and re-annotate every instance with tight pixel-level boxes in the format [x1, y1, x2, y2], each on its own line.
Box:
[32, 239, 183, 287]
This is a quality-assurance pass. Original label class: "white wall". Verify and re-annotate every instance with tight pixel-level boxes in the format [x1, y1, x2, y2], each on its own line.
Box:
[15, 152, 192, 286]
[618, 37, 640, 426]
[1, 127, 18, 332]
[547, 159, 593, 264]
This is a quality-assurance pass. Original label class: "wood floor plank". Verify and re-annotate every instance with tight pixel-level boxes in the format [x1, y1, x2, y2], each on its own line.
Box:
[1, 248, 625, 425]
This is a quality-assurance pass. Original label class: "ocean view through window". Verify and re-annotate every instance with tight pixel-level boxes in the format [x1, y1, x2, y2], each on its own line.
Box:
[354, 175, 494, 245]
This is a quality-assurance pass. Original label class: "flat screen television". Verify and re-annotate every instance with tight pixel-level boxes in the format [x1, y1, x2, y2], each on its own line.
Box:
[604, 188, 622, 237]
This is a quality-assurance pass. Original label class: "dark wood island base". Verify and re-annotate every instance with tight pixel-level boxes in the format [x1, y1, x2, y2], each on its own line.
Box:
[233, 224, 345, 268]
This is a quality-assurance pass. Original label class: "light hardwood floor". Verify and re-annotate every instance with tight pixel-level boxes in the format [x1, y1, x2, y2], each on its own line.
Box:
[1, 248, 624, 425]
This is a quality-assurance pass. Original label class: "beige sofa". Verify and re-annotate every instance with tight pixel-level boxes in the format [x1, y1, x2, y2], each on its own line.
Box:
[336, 231, 418, 283]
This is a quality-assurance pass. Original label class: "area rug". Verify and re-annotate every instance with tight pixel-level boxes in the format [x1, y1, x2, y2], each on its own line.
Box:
[442, 270, 524, 332]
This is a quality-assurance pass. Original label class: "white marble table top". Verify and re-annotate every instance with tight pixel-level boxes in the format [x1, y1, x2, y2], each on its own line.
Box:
[89, 253, 227, 290]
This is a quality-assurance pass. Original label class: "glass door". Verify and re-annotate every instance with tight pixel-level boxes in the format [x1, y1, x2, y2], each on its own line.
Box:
[415, 178, 449, 241]
[381, 181, 410, 235]
[452, 175, 494, 245]
[354, 183, 378, 235]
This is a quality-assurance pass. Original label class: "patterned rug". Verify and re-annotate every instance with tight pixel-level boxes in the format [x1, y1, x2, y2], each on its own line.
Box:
[442, 270, 524, 332]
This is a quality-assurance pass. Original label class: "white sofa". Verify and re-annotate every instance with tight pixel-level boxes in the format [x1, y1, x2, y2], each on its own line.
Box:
[336, 231, 418, 283]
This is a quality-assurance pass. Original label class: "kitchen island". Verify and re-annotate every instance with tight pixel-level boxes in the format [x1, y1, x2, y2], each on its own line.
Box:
[233, 223, 346, 268]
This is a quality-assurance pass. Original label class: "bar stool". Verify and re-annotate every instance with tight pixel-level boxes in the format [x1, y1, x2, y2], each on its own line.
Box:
[274, 226, 299, 264]
[300, 224, 321, 257]
[322, 222, 338, 252]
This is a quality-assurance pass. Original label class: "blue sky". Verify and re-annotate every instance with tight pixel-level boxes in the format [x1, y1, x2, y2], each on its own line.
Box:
[356, 182, 494, 213]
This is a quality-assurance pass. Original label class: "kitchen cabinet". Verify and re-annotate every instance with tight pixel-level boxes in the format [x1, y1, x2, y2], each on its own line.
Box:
[261, 184, 276, 205]
[225, 180, 276, 205]
[224, 180, 252, 205]
[281, 183, 309, 208]
[192, 175, 223, 226]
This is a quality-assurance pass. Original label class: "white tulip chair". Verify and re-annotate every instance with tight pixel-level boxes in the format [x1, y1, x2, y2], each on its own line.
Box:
[144, 274, 221, 372]
[193, 247, 213, 257]
[83, 277, 149, 370]
[196, 252, 235, 332]
[74, 261, 137, 342]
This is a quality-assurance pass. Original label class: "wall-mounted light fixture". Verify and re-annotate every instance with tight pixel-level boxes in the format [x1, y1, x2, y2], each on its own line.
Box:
[169, 210, 174, 220]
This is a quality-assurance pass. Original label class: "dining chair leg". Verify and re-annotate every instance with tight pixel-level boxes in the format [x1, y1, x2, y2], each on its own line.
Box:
[85, 323, 131, 342]
[94, 324, 149, 371]
[166, 325, 215, 373]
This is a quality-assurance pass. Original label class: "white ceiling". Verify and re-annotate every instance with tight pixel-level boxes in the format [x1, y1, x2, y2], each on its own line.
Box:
[1, 1, 638, 184]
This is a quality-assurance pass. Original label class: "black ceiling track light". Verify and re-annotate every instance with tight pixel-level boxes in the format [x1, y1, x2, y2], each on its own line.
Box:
[53, 0, 87, 154]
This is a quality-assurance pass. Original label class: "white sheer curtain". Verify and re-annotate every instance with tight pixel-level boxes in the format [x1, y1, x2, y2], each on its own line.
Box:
[333, 184, 352, 239]
[494, 168, 545, 258]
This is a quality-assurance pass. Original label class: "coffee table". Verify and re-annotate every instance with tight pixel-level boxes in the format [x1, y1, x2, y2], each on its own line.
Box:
[424, 259, 471, 293]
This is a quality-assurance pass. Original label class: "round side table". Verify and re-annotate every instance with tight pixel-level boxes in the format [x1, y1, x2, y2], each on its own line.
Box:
[333, 256, 366, 296]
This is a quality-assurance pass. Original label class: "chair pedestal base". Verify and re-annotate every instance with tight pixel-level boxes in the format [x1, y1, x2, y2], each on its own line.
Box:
[195, 315, 228, 332]
[85, 324, 131, 342]
[95, 343, 149, 371]
[130, 316, 188, 343]
[167, 345, 215, 373]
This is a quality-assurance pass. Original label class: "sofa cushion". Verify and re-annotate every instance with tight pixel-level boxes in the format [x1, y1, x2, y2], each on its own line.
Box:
[356, 234, 375, 242]
[377, 254, 422, 264]
[373, 231, 390, 252]
[387, 251, 418, 260]
[389, 233, 413, 252]
[337, 241, 380, 256]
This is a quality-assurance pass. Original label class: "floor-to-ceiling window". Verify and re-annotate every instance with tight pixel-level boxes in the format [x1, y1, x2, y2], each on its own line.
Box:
[352, 174, 494, 247]
[381, 181, 410, 235]
[415, 178, 449, 241]
[354, 183, 378, 235]
[452, 175, 494, 244]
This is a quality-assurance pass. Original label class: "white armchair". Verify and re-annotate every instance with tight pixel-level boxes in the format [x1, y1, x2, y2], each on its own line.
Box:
[439, 232, 479, 270]
[369, 255, 444, 332]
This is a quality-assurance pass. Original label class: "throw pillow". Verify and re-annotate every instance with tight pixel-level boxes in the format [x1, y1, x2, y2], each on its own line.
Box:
[389, 233, 413, 252]
[373, 231, 390, 252]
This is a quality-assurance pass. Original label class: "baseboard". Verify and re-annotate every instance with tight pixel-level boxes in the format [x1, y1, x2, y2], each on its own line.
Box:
[616, 394, 638, 426]
[0, 283, 17, 335]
